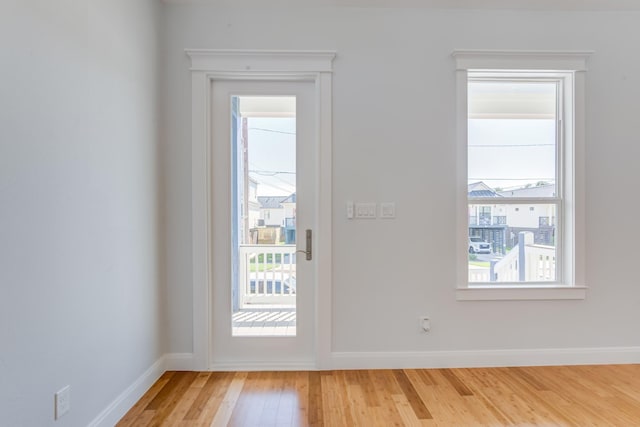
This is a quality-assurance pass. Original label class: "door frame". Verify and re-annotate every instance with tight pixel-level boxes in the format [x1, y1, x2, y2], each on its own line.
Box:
[187, 50, 335, 370]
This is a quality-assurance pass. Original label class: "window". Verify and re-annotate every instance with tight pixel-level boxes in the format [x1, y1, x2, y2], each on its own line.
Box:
[453, 50, 591, 300]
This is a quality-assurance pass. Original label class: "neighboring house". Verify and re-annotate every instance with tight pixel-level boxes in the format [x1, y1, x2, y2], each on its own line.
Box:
[247, 178, 261, 230]
[498, 184, 556, 247]
[256, 193, 297, 244]
[467, 182, 507, 254]
[468, 181, 501, 199]
[257, 196, 288, 227]
[239, 178, 261, 244]
[280, 193, 297, 244]
[468, 182, 556, 253]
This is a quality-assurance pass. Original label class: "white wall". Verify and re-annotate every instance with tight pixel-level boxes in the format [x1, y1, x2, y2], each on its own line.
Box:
[0, 0, 164, 425]
[163, 5, 640, 359]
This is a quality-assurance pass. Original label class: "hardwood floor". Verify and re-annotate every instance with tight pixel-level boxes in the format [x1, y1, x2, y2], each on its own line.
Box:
[117, 365, 640, 426]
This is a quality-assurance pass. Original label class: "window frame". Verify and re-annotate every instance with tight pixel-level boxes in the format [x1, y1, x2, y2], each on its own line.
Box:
[453, 50, 591, 301]
[468, 72, 566, 285]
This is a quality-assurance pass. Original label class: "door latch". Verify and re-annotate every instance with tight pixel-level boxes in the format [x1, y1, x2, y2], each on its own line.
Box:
[296, 229, 312, 261]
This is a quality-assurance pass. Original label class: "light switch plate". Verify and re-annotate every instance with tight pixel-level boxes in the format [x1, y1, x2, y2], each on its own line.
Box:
[355, 203, 377, 219]
[380, 202, 395, 218]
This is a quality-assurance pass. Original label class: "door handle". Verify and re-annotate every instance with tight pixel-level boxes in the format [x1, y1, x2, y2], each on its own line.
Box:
[296, 229, 312, 261]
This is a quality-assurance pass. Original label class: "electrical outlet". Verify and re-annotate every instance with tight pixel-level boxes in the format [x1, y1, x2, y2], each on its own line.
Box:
[419, 316, 431, 333]
[55, 386, 71, 420]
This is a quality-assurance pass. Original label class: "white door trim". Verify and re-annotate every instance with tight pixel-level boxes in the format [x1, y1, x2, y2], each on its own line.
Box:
[186, 49, 335, 370]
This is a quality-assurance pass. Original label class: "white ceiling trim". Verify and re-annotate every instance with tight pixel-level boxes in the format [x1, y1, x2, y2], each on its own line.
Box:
[163, 0, 640, 11]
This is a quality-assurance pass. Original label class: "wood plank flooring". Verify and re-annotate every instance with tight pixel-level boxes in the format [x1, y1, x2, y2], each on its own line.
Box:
[117, 364, 640, 426]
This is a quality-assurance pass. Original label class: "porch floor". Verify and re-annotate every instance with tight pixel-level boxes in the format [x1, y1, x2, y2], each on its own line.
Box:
[232, 306, 296, 337]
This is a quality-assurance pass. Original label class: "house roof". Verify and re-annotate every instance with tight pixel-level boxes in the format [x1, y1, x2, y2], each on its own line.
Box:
[498, 184, 556, 198]
[281, 193, 296, 204]
[257, 196, 287, 209]
[468, 182, 501, 198]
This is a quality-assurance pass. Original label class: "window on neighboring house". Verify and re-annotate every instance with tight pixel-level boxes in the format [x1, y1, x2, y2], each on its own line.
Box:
[479, 206, 491, 226]
[454, 50, 590, 300]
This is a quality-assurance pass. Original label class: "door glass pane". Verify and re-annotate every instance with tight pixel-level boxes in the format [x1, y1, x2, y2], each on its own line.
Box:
[231, 96, 297, 337]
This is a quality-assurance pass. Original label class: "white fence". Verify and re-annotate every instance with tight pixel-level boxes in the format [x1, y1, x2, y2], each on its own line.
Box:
[469, 232, 556, 283]
[469, 266, 490, 282]
[238, 244, 296, 306]
[521, 244, 556, 281]
[491, 246, 520, 282]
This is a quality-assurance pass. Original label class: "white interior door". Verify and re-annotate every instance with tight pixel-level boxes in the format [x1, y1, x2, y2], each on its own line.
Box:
[210, 79, 316, 368]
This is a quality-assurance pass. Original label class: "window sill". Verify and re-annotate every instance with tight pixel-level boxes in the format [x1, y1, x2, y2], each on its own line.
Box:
[456, 285, 587, 301]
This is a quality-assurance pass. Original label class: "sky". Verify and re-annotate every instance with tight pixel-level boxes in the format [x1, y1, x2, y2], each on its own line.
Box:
[468, 79, 558, 191]
[246, 117, 297, 197]
[243, 97, 557, 196]
[468, 119, 557, 191]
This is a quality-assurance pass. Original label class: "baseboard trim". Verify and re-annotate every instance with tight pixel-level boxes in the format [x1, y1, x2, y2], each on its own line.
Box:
[87, 356, 166, 427]
[209, 360, 316, 371]
[329, 347, 640, 370]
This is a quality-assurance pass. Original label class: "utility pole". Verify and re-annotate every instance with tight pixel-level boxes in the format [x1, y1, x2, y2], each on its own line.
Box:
[242, 117, 250, 244]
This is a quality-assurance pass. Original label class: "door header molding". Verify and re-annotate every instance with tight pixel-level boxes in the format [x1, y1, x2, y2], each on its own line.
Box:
[186, 49, 336, 73]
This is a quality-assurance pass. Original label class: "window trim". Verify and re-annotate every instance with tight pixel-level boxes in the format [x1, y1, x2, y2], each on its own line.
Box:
[453, 50, 592, 301]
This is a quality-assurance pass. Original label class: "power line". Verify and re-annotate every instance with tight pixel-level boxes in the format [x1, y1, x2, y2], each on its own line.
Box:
[248, 127, 296, 135]
[249, 173, 294, 195]
[248, 161, 295, 194]
[249, 169, 296, 176]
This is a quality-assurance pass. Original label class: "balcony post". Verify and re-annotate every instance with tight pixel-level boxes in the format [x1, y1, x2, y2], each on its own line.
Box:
[518, 231, 534, 282]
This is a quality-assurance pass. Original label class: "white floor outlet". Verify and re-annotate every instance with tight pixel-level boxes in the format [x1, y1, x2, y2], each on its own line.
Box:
[55, 385, 71, 419]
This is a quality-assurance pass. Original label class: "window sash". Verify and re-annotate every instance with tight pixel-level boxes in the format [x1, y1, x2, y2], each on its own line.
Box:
[466, 73, 565, 286]
[468, 199, 562, 285]
[468, 74, 564, 194]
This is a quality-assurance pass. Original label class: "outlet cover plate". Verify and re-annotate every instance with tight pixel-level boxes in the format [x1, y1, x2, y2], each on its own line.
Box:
[55, 385, 71, 419]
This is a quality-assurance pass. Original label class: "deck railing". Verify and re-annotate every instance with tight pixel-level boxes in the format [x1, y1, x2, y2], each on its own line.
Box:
[522, 244, 556, 281]
[469, 232, 556, 283]
[238, 244, 296, 306]
[469, 266, 491, 282]
[489, 246, 520, 282]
